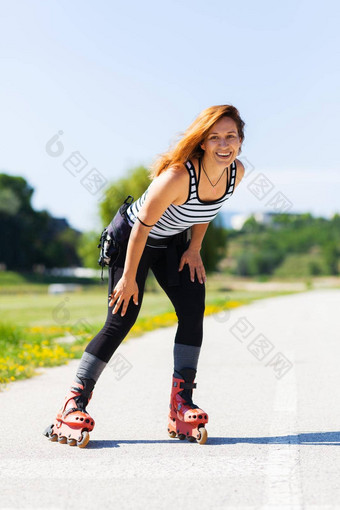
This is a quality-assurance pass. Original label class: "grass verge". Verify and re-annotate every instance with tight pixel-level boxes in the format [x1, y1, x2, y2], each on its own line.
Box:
[0, 297, 246, 388]
[0, 278, 308, 389]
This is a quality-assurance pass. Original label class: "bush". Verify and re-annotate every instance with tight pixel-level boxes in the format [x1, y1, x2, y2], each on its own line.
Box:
[273, 253, 329, 278]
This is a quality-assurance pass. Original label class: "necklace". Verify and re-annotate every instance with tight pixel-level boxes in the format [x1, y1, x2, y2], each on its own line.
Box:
[201, 159, 227, 192]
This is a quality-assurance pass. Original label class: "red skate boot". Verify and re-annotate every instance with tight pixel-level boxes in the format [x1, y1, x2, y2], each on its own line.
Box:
[167, 368, 208, 444]
[44, 378, 95, 448]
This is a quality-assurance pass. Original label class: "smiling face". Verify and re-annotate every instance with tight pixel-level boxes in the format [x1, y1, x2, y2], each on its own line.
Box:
[200, 116, 242, 168]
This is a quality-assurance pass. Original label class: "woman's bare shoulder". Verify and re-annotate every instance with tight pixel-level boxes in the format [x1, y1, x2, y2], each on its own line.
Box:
[152, 164, 189, 188]
[154, 163, 189, 184]
[150, 164, 189, 205]
[169, 162, 190, 176]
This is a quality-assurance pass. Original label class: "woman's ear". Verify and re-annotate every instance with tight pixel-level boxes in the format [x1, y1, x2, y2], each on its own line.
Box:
[200, 141, 205, 151]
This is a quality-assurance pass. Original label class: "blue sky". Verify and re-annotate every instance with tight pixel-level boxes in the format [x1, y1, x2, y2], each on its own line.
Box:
[0, 0, 339, 231]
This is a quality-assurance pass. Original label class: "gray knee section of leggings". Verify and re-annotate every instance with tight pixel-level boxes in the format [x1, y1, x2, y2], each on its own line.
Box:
[75, 351, 107, 384]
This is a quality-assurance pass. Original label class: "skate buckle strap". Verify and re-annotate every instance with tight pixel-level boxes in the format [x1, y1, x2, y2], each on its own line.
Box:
[179, 381, 196, 390]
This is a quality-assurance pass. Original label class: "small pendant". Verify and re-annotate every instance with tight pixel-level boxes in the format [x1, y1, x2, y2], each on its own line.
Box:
[212, 186, 217, 194]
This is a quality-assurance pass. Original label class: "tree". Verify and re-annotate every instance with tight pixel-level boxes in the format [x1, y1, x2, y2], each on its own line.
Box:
[78, 231, 100, 269]
[223, 211, 340, 278]
[241, 215, 265, 234]
[201, 216, 228, 273]
[99, 166, 151, 226]
[322, 241, 340, 275]
[0, 173, 80, 269]
[0, 174, 34, 214]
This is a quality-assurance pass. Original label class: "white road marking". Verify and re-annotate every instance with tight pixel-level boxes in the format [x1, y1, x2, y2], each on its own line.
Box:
[261, 349, 303, 509]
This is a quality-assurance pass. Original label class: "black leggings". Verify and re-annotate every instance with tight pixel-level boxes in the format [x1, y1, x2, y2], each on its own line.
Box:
[85, 239, 206, 363]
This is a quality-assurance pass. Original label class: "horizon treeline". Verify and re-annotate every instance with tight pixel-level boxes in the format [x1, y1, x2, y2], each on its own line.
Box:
[0, 171, 339, 277]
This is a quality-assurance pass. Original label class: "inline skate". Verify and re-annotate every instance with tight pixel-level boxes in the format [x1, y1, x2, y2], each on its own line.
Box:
[167, 368, 208, 444]
[44, 378, 95, 448]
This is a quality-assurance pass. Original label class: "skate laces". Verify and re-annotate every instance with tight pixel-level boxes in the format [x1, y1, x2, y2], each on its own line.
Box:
[70, 379, 95, 409]
[70, 385, 93, 400]
[64, 388, 91, 416]
[64, 394, 91, 417]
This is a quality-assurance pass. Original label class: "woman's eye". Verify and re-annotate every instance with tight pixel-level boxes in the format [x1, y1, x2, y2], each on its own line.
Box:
[210, 135, 235, 140]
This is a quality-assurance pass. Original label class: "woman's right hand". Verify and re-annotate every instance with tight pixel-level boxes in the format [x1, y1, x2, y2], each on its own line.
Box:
[109, 275, 139, 316]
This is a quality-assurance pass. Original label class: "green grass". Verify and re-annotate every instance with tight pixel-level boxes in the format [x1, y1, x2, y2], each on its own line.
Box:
[0, 283, 301, 328]
[0, 273, 315, 388]
[0, 270, 99, 294]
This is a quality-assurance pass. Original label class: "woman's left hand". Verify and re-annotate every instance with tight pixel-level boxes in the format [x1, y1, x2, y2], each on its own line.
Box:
[178, 248, 206, 284]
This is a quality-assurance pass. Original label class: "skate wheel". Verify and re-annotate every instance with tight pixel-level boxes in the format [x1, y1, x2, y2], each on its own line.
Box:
[43, 424, 54, 438]
[178, 434, 186, 441]
[49, 434, 58, 442]
[77, 431, 90, 448]
[67, 438, 77, 446]
[197, 427, 208, 445]
[187, 436, 196, 443]
[58, 436, 67, 444]
[168, 431, 177, 438]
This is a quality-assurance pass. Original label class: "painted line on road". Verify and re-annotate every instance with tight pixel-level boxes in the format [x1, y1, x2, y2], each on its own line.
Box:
[261, 349, 303, 509]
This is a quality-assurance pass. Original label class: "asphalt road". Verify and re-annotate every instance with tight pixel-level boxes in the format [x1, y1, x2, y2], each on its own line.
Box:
[1, 289, 340, 510]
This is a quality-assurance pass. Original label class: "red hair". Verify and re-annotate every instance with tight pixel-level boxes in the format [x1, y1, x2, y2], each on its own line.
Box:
[149, 105, 245, 179]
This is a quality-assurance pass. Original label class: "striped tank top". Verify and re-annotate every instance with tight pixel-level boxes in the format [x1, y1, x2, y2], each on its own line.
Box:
[126, 158, 237, 239]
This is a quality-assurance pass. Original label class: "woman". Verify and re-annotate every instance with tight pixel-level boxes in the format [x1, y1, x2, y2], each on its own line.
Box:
[44, 104, 245, 447]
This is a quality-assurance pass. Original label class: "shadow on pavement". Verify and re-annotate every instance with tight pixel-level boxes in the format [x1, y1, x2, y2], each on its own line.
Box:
[86, 439, 190, 449]
[87, 432, 340, 448]
[206, 431, 340, 445]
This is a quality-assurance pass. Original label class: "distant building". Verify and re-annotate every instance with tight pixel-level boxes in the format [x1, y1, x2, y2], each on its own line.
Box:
[220, 211, 276, 230]
[219, 210, 331, 231]
[229, 213, 250, 230]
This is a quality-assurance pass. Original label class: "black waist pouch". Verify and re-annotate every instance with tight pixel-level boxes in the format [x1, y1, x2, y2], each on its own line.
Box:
[97, 195, 134, 276]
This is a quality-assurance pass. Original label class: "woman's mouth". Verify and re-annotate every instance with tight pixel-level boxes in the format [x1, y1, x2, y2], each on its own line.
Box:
[216, 152, 231, 159]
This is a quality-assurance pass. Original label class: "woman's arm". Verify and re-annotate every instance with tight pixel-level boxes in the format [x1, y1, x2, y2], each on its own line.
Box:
[178, 223, 209, 284]
[123, 168, 187, 280]
[110, 168, 188, 316]
[189, 223, 210, 250]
